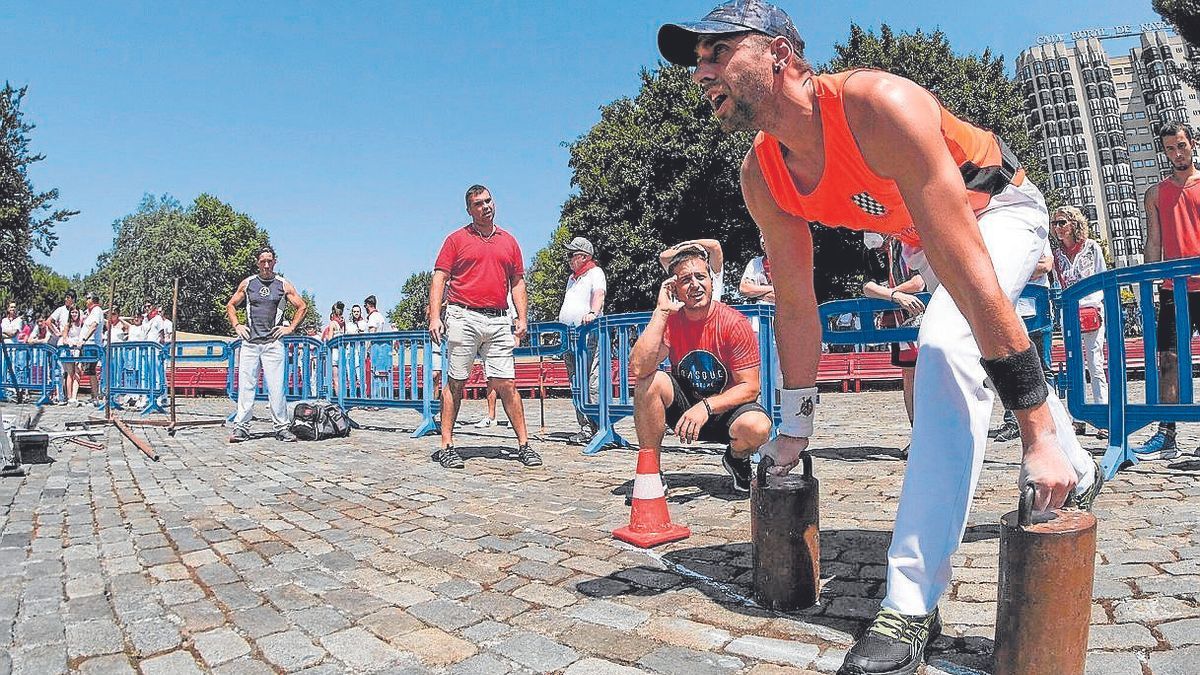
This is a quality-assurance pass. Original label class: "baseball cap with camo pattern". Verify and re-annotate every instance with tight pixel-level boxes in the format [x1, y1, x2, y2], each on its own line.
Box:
[658, 0, 804, 67]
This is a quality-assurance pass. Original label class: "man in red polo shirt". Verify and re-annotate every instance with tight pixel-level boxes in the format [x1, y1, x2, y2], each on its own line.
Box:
[429, 185, 540, 469]
[629, 246, 772, 495]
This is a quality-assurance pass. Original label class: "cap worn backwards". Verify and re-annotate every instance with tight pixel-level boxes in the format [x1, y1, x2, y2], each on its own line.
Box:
[658, 0, 803, 67]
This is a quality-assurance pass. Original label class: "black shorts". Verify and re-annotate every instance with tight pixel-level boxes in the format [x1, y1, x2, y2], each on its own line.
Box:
[80, 362, 97, 376]
[1156, 288, 1200, 352]
[663, 372, 769, 444]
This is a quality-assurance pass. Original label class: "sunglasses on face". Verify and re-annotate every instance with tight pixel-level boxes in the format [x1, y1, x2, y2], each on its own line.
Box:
[1051, 220, 1069, 226]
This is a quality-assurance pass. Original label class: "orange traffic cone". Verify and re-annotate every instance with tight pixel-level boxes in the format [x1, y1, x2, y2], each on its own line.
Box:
[613, 448, 690, 547]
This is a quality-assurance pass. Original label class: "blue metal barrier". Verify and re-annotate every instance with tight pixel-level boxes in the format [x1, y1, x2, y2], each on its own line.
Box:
[327, 331, 441, 438]
[574, 306, 784, 456]
[519, 322, 572, 359]
[101, 341, 167, 414]
[1061, 257, 1200, 479]
[818, 285, 1052, 347]
[0, 343, 60, 405]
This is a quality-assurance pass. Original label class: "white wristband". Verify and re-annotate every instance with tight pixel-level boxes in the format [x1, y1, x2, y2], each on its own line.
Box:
[779, 386, 818, 438]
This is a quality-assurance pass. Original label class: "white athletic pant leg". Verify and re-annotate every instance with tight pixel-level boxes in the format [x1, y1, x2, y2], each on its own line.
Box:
[1082, 328, 1109, 405]
[261, 341, 289, 431]
[883, 188, 1095, 616]
[233, 342, 264, 430]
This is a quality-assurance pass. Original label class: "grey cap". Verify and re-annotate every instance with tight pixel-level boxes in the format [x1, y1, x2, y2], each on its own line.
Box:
[658, 0, 803, 67]
[566, 237, 594, 256]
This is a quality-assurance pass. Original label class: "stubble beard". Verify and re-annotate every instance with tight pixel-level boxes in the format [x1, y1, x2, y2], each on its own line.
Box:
[717, 68, 771, 133]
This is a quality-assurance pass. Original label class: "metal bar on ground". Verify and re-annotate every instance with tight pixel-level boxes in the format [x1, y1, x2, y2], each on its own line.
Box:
[169, 277, 179, 433]
[112, 418, 159, 462]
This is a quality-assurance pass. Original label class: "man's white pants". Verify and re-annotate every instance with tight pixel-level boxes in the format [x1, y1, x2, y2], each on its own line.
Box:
[233, 340, 288, 432]
[1082, 326, 1109, 404]
[885, 182, 1097, 616]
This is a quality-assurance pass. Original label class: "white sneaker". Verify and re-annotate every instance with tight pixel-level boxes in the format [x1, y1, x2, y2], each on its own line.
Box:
[473, 418, 496, 429]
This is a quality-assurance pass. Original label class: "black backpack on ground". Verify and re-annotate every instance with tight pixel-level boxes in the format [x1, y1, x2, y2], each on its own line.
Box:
[289, 401, 351, 441]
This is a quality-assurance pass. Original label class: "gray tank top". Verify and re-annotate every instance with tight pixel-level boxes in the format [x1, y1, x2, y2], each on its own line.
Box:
[244, 275, 287, 342]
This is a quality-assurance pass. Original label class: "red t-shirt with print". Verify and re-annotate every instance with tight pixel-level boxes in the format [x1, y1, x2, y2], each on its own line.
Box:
[434, 225, 525, 309]
[663, 301, 760, 400]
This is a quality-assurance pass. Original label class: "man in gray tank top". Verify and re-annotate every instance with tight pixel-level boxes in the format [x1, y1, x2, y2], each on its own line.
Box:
[225, 245, 308, 442]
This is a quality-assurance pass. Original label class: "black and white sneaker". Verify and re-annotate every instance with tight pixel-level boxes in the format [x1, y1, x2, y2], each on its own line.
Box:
[516, 443, 542, 467]
[229, 427, 250, 444]
[838, 607, 941, 675]
[993, 421, 1020, 443]
[275, 429, 298, 443]
[437, 445, 465, 469]
[722, 447, 751, 493]
[1072, 458, 1105, 511]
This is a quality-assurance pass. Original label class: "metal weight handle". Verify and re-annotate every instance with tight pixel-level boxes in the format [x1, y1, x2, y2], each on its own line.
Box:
[755, 452, 813, 486]
[757, 455, 775, 485]
[1018, 482, 1036, 527]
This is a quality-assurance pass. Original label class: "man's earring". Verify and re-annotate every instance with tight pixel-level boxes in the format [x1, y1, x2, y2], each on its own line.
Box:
[773, 63, 782, 73]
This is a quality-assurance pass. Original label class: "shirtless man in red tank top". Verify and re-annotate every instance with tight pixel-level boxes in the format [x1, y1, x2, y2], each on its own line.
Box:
[658, 2, 1100, 673]
[1138, 121, 1200, 459]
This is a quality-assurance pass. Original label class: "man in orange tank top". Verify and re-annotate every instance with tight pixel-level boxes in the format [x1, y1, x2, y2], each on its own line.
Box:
[658, 2, 1100, 673]
[1138, 121, 1200, 460]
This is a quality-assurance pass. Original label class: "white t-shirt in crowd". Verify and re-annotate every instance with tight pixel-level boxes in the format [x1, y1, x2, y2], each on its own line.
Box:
[1016, 240, 1053, 319]
[157, 317, 173, 343]
[127, 323, 150, 342]
[366, 310, 386, 333]
[82, 305, 104, 344]
[740, 256, 773, 305]
[345, 318, 366, 335]
[1, 315, 23, 343]
[49, 305, 70, 339]
[558, 266, 607, 326]
[106, 322, 128, 344]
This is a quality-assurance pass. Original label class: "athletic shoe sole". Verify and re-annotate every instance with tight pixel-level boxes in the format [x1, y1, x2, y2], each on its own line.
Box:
[722, 452, 751, 492]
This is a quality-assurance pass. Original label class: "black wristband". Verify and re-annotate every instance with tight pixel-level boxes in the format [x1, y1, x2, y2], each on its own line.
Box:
[701, 398, 713, 415]
[980, 346, 1048, 410]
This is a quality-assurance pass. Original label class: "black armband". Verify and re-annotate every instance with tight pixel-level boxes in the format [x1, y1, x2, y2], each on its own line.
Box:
[980, 346, 1048, 410]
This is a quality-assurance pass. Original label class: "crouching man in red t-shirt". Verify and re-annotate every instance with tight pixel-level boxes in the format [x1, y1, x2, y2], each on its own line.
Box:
[629, 246, 773, 495]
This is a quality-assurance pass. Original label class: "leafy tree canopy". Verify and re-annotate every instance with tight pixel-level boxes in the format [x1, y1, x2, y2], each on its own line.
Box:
[0, 83, 77, 302]
[1154, 1, 1200, 88]
[389, 271, 434, 330]
[84, 194, 272, 335]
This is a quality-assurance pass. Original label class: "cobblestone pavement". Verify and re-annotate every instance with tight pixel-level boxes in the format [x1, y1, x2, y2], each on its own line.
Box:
[0, 389, 1196, 675]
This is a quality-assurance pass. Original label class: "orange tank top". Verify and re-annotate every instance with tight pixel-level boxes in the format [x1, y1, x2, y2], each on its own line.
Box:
[1157, 177, 1200, 291]
[753, 70, 1025, 247]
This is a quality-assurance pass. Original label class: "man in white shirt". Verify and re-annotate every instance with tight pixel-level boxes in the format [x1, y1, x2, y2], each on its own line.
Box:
[557, 237, 606, 444]
[79, 292, 106, 405]
[1, 302, 22, 344]
[153, 304, 174, 344]
[49, 290, 75, 347]
[364, 295, 387, 333]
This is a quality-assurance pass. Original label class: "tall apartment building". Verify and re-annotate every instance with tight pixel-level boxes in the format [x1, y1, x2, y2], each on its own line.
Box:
[1017, 25, 1200, 267]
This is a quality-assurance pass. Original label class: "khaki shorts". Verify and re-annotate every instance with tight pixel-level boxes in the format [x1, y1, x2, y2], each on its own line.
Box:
[444, 305, 515, 380]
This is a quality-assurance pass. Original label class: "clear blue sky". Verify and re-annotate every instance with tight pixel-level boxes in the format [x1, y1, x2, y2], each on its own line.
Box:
[2, 1, 1160, 317]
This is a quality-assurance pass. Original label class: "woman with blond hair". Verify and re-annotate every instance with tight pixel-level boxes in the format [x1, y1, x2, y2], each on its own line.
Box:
[1052, 205, 1109, 439]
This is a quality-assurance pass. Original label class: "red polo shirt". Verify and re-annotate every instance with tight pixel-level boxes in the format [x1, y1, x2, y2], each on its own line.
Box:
[434, 224, 525, 309]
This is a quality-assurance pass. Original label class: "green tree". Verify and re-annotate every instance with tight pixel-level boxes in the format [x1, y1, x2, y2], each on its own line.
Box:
[0, 263, 70, 317]
[0, 83, 77, 302]
[524, 225, 573, 320]
[97, 195, 227, 331]
[86, 193, 273, 334]
[389, 271, 433, 330]
[1154, 1, 1200, 88]
[534, 65, 762, 316]
[286, 289, 319, 335]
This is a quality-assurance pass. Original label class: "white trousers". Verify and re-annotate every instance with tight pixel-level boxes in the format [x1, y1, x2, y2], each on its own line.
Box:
[1082, 325, 1109, 405]
[233, 340, 288, 432]
[884, 182, 1097, 615]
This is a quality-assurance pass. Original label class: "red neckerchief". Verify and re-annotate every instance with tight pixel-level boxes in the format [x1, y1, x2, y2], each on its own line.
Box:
[148, 309, 159, 320]
[572, 259, 597, 280]
[762, 256, 771, 282]
[331, 315, 345, 331]
[1062, 238, 1083, 261]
